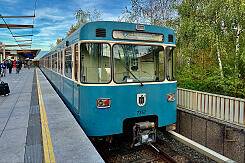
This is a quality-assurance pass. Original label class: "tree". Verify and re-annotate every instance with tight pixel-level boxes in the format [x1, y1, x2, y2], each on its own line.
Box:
[56, 39, 63, 45]
[120, 0, 245, 97]
[174, 0, 245, 97]
[75, 8, 101, 24]
[66, 25, 76, 37]
[119, 0, 176, 25]
[56, 8, 102, 45]
[49, 43, 55, 51]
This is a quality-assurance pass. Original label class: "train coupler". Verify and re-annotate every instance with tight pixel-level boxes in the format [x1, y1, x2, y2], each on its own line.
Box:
[131, 121, 156, 147]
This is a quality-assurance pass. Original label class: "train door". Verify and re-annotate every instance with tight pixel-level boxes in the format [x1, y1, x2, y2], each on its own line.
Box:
[73, 44, 80, 115]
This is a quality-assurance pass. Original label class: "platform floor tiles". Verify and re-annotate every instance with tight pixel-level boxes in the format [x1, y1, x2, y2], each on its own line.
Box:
[0, 68, 34, 162]
[0, 68, 104, 163]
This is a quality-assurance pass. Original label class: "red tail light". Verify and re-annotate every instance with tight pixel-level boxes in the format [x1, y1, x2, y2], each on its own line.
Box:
[96, 98, 111, 108]
[167, 93, 175, 102]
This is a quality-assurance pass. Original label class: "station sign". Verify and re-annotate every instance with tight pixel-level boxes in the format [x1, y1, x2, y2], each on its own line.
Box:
[11, 51, 17, 55]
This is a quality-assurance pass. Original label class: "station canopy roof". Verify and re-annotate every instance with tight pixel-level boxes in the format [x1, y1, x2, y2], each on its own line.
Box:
[0, 49, 40, 59]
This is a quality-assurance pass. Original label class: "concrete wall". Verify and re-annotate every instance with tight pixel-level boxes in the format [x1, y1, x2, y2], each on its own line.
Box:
[176, 108, 245, 163]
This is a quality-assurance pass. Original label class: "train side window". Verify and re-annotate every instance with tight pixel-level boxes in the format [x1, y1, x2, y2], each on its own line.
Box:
[65, 47, 72, 78]
[60, 51, 63, 75]
[74, 44, 79, 81]
[44, 58, 46, 68]
[49, 55, 52, 70]
[52, 53, 58, 72]
[48, 56, 51, 69]
[166, 47, 176, 81]
[51, 54, 54, 70]
[58, 52, 61, 73]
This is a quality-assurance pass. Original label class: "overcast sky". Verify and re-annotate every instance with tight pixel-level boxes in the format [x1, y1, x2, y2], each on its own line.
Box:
[0, 0, 129, 52]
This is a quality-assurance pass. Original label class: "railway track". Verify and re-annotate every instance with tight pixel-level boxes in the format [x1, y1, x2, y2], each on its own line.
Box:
[94, 142, 177, 163]
[91, 130, 214, 163]
[92, 130, 235, 163]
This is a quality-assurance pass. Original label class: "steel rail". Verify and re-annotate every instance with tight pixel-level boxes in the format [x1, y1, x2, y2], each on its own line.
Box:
[147, 144, 177, 163]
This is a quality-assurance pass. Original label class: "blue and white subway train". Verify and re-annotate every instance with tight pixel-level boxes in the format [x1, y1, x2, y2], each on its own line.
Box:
[39, 21, 176, 145]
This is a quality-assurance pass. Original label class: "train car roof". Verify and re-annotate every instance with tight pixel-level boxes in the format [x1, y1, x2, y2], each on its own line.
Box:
[42, 21, 175, 58]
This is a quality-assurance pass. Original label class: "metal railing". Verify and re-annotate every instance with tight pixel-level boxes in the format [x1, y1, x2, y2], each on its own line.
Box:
[177, 88, 245, 126]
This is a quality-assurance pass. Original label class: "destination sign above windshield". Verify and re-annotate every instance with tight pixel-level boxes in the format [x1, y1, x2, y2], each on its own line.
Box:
[112, 30, 164, 42]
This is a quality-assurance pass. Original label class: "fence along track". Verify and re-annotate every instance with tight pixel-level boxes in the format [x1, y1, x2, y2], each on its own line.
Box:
[177, 88, 245, 126]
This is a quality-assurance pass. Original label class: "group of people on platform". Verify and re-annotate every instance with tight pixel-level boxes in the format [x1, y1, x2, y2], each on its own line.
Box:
[0, 59, 22, 77]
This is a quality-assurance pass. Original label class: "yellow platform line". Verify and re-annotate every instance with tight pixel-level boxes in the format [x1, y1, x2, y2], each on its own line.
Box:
[36, 69, 56, 163]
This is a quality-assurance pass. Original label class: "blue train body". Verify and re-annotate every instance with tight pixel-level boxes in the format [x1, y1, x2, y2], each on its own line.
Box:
[40, 21, 177, 137]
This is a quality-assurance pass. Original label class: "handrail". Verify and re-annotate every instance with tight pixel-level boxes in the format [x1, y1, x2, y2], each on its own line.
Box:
[177, 88, 245, 126]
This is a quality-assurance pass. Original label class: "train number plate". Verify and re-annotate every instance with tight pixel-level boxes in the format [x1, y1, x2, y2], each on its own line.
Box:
[137, 110, 146, 115]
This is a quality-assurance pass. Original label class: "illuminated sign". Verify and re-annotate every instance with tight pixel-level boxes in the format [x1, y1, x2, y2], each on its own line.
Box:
[112, 30, 164, 42]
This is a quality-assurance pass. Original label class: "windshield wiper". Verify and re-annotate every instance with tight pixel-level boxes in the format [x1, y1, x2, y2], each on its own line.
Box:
[118, 52, 144, 86]
[127, 67, 144, 86]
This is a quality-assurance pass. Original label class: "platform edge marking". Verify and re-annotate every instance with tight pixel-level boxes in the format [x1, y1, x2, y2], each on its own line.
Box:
[36, 69, 56, 163]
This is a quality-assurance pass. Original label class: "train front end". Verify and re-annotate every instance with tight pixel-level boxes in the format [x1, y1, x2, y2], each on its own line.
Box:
[78, 22, 176, 146]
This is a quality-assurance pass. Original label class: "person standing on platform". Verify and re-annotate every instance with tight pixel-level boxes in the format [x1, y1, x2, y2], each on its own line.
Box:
[27, 60, 30, 69]
[16, 60, 20, 74]
[19, 60, 22, 71]
[1, 60, 7, 77]
[0, 61, 2, 77]
[8, 60, 13, 74]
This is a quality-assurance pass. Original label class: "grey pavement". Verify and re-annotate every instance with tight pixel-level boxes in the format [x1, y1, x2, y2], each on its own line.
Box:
[0, 68, 34, 162]
[37, 69, 104, 163]
[0, 68, 104, 163]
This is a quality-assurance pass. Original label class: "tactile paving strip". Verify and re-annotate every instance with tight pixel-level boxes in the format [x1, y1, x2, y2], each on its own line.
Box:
[24, 69, 43, 163]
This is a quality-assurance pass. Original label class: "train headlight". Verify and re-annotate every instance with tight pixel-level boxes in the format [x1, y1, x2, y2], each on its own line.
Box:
[96, 98, 111, 108]
[167, 93, 175, 102]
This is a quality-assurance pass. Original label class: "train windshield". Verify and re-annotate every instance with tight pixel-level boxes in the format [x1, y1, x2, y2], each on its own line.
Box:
[113, 44, 164, 83]
[80, 43, 111, 83]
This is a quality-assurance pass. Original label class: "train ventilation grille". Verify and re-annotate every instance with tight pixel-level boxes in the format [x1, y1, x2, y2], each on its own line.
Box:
[96, 28, 106, 37]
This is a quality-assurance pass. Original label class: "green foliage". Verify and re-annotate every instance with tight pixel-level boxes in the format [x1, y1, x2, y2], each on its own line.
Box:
[174, 0, 245, 98]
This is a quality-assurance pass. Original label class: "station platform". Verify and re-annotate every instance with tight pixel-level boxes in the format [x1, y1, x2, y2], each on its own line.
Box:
[0, 68, 104, 162]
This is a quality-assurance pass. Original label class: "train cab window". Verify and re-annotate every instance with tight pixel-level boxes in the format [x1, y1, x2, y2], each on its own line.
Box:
[166, 47, 176, 81]
[65, 47, 72, 78]
[80, 43, 111, 83]
[74, 44, 79, 81]
[113, 44, 164, 83]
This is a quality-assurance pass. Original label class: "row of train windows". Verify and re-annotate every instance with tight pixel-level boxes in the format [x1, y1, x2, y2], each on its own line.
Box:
[42, 45, 79, 81]
[40, 43, 175, 84]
